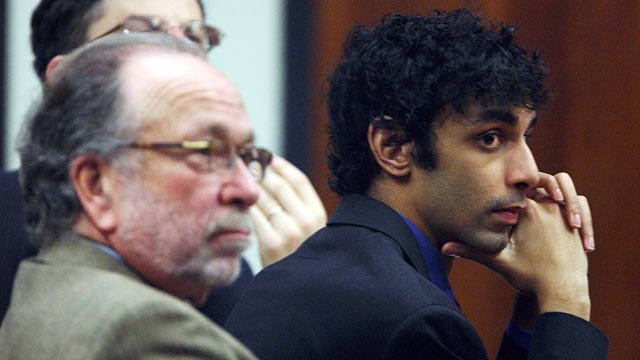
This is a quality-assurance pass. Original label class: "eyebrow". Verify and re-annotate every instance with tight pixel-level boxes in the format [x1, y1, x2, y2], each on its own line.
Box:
[244, 133, 256, 144]
[202, 124, 255, 145]
[474, 108, 539, 130]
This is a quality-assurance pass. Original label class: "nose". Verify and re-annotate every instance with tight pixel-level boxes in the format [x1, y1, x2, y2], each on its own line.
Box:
[506, 142, 540, 192]
[219, 159, 260, 209]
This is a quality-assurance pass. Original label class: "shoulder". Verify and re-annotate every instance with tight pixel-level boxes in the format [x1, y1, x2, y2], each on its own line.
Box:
[230, 214, 443, 312]
[4, 259, 255, 359]
[226, 224, 463, 358]
[102, 292, 254, 359]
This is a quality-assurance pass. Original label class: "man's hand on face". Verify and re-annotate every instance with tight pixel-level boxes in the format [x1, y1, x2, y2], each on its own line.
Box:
[532, 172, 595, 252]
[441, 172, 593, 321]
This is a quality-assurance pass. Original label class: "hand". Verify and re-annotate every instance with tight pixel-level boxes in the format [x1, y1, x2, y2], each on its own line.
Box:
[250, 156, 327, 266]
[443, 197, 591, 320]
[531, 172, 595, 252]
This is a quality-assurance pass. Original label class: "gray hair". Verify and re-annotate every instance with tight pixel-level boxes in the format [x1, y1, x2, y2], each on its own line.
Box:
[19, 32, 204, 247]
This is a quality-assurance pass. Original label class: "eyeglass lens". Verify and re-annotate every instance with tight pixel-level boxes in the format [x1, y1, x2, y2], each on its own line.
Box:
[119, 16, 219, 51]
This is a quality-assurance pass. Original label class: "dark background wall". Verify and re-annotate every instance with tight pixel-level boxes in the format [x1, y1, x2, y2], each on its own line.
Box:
[287, 1, 639, 358]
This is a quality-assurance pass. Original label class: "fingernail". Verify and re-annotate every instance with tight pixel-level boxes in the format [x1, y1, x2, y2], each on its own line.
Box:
[442, 251, 460, 258]
[573, 213, 582, 228]
[586, 236, 595, 251]
[554, 188, 564, 201]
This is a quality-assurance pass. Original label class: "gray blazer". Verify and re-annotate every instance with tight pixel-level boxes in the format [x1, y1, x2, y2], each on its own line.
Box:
[0, 233, 256, 360]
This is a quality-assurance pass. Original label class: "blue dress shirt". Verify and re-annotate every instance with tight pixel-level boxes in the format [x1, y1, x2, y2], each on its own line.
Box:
[400, 214, 532, 349]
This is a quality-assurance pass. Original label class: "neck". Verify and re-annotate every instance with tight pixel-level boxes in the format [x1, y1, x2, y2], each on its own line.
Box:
[369, 179, 456, 274]
[72, 216, 111, 246]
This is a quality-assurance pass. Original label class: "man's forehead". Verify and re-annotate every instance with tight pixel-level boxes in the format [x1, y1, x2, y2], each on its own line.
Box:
[123, 51, 207, 79]
[445, 105, 538, 128]
[120, 52, 250, 137]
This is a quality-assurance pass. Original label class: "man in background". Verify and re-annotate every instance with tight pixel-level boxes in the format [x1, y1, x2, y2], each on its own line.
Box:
[1, 32, 261, 359]
[225, 9, 608, 359]
[1, 0, 327, 324]
[0, 172, 28, 322]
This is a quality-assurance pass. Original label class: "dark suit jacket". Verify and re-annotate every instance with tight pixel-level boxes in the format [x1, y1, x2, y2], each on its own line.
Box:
[0, 170, 252, 325]
[225, 194, 608, 360]
[0, 170, 35, 323]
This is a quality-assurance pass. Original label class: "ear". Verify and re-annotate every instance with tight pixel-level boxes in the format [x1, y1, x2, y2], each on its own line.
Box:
[45, 55, 66, 86]
[70, 155, 118, 234]
[368, 123, 412, 177]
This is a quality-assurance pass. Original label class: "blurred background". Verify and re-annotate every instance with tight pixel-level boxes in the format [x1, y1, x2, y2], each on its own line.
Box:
[2, 1, 638, 358]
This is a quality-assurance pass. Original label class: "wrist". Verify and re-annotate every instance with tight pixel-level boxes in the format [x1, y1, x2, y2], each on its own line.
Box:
[537, 291, 591, 320]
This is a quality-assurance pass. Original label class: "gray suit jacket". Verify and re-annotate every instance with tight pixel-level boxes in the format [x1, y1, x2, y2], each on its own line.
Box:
[0, 233, 256, 360]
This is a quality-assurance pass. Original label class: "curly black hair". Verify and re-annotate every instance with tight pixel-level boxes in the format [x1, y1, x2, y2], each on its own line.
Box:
[30, 0, 206, 81]
[327, 9, 550, 196]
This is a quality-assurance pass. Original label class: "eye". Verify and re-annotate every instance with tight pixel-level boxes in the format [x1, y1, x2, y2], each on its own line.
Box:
[147, 17, 166, 32]
[195, 147, 213, 157]
[124, 16, 160, 32]
[208, 138, 232, 158]
[184, 23, 205, 45]
[479, 131, 503, 148]
[185, 139, 230, 170]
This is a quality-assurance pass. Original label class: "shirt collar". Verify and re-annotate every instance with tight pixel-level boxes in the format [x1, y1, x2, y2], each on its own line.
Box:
[90, 241, 124, 261]
[400, 214, 458, 305]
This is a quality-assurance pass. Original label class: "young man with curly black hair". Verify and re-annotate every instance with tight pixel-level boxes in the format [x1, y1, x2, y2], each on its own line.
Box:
[225, 9, 608, 359]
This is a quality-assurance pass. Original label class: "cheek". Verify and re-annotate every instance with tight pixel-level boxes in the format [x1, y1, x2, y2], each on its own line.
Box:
[165, 177, 225, 226]
[445, 153, 502, 195]
[159, 173, 220, 202]
[428, 164, 494, 220]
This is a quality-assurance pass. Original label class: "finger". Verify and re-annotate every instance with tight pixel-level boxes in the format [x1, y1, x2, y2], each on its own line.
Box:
[535, 172, 581, 229]
[255, 185, 281, 216]
[533, 172, 562, 202]
[261, 162, 327, 234]
[261, 166, 308, 220]
[553, 172, 582, 229]
[250, 205, 278, 241]
[251, 202, 305, 266]
[255, 188, 301, 237]
[249, 207, 289, 265]
[577, 196, 595, 252]
[441, 241, 501, 270]
[269, 156, 325, 211]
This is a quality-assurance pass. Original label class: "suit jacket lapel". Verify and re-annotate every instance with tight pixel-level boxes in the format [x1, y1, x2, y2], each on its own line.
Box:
[328, 194, 431, 280]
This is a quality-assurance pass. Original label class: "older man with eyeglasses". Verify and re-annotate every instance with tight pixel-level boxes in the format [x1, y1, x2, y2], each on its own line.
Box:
[1, 0, 327, 326]
[0, 32, 262, 359]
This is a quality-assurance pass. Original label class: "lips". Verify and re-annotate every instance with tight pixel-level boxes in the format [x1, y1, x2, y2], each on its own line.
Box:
[207, 228, 251, 256]
[491, 206, 523, 225]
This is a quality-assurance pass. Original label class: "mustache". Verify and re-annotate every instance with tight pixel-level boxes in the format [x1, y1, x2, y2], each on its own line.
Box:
[204, 212, 253, 240]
